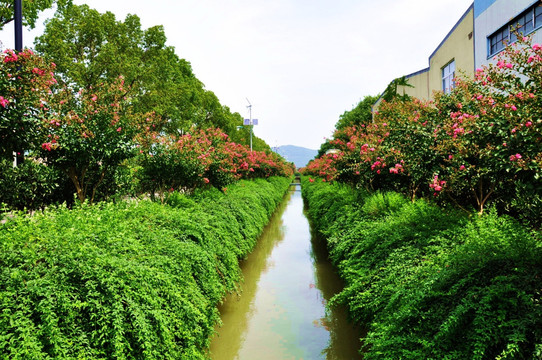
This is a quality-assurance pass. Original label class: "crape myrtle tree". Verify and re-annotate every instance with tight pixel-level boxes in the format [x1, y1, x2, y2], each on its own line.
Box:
[137, 126, 293, 200]
[0, 49, 66, 209]
[304, 36, 542, 220]
[38, 76, 160, 204]
[0, 48, 56, 160]
[434, 35, 542, 215]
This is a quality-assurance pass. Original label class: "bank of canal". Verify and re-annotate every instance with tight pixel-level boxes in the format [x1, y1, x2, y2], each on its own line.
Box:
[209, 184, 363, 359]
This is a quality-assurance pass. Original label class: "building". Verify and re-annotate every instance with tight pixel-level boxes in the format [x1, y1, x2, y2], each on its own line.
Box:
[374, 0, 542, 112]
[373, 4, 474, 111]
[475, 0, 542, 68]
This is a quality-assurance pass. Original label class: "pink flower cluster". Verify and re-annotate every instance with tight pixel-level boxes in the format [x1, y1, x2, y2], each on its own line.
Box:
[371, 159, 386, 173]
[3, 49, 18, 63]
[0, 96, 9, 108]
[41, 139, 57, 151]
[429, 175, 446, 195]
[497, 60, 513, 69]
[389, 162, 404, 174]
[451, 123, 465, 138]
[509, 153, 522, 161]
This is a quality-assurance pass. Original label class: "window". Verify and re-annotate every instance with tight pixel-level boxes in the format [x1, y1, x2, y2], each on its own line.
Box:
[490, 26, 509, 55]
[488, 2, 542, 57]
[442, 60, 455, 94]
[536, 4, 542, 28]
[510, 12, 534, 42]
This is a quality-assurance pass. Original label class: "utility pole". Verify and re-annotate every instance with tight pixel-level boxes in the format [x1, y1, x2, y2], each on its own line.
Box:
[13, 0, 23, 166]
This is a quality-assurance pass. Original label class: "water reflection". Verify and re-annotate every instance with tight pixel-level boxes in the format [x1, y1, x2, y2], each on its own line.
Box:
[209, 185, 363, 359]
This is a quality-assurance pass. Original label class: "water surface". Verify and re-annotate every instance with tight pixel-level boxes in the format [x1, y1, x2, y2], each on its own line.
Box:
[209, 184, 363, 359]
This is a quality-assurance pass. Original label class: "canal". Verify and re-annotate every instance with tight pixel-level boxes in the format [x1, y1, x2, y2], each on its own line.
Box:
[209, 183, 363, 359]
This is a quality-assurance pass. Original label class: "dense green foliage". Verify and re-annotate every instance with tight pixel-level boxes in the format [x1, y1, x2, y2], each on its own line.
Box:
[0, 177, 291, 359]
[0, 158, 72, 210]
[302, 177, 542, 359]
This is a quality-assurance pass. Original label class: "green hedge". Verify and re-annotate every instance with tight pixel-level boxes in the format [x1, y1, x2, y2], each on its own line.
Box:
[301, 177, 542, 359]
[0, 177, 291, 359]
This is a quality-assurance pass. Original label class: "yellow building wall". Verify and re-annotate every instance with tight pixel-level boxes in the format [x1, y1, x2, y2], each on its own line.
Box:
[398, 71, 430, 101]
[372, 70, 429, 114]
[428, 7, 474, 96]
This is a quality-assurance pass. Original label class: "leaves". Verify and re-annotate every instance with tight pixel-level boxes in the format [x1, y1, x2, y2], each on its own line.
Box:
[302, 177, 542, 359]
[0, 177, 291, 359]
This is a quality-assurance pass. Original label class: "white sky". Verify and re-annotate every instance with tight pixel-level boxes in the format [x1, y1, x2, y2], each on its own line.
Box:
[1, 0, 474, 150]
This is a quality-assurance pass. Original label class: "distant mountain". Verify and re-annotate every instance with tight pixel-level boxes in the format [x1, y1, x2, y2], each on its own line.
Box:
[274, 145, 318, 168]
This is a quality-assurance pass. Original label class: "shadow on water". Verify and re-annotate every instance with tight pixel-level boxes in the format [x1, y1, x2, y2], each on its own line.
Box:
[306, 210, 366, 359]
[209, 184, 364, 359]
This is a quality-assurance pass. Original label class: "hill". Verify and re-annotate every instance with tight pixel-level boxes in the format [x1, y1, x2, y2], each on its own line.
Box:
[275, 145, 318, 168]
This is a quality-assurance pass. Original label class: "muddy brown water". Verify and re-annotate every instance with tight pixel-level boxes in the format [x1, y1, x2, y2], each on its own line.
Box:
[208, 184, 363, 359]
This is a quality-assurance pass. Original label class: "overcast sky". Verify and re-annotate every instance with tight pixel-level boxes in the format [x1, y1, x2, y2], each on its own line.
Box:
[1, 0, 474, 150]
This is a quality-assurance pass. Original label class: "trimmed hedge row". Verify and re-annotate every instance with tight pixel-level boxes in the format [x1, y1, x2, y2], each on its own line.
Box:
[301, 176, 542, 359]
[0, 177, 291, 359]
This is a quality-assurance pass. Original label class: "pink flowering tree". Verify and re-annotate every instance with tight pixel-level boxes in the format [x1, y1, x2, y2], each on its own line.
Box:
[304, 99, 440, 200]
[40, 77, 152, 203]
[434, 36, 542, 214]
[304, 38, 541, 219]
[138, 127, 294, 199]
[373, 98, 441, 200]
[303, 126, 386, 187]
[0, 49, 57, 160]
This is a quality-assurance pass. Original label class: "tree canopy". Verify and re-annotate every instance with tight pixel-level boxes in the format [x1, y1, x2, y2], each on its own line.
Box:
[0, 0, 72, 29]
[335, 94, 379, 130]
[317, 95, 378, 158]
[33, 4, 262, 146]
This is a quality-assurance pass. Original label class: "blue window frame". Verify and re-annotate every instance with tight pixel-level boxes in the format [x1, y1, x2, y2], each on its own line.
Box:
[488, 1, 542, 57]
[442, 60, 455, 94]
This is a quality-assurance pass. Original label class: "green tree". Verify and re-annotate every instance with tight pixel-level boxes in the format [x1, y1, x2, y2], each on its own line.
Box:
[335, 94, 378, 130]
[0, 0, 72, 29]
[34, 4, 244, 138]
[381, 75, 413, 102]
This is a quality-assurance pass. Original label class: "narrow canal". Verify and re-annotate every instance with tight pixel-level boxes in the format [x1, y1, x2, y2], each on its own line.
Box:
[209, 183, 363, 359]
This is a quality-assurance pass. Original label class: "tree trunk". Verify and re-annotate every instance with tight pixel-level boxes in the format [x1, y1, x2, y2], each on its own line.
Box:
[472, 178, 496, 215]
[90, 166, 108, 204]
[67, 166, 87, 203]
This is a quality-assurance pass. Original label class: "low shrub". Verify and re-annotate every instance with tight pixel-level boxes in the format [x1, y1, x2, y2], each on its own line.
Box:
[0, 177, 291, 359]
[0, 158, 70, 210]
[301, 176, 542, 359]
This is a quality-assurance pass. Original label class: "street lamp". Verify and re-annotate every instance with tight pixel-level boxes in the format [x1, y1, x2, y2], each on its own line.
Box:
[13, 0, 23, 167]
[14, 0, 22, 52]
[244, 99, 258, 151]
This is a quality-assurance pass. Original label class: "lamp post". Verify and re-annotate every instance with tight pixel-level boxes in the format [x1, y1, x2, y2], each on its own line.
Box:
[244, 99, 258, 151]
[13, 0, 23, 167]
[14, 0, 22, 51]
